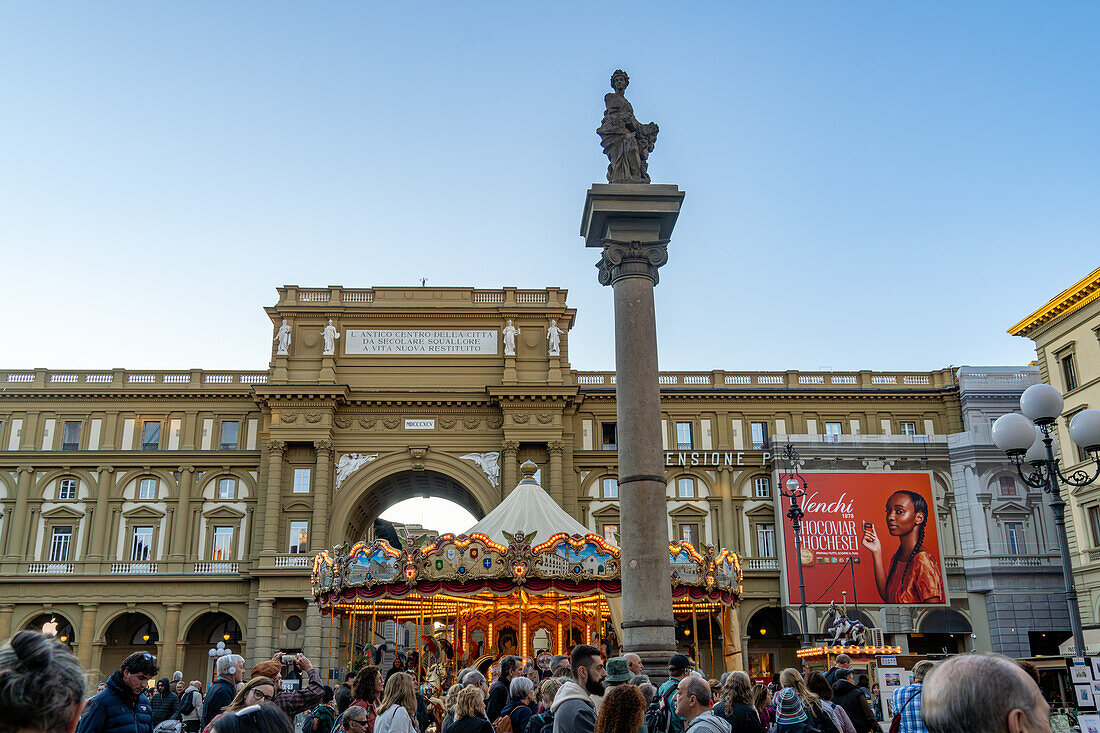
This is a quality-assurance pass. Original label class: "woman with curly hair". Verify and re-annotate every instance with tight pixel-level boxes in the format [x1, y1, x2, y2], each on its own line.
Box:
[594, 685, 645, 733]
[352, 666, 384, 732]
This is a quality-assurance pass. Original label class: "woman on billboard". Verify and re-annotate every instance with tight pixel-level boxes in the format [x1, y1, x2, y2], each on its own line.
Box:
[860, 490, 944, 603]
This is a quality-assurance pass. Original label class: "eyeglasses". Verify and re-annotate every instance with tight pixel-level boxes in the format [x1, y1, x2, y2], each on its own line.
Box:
[348, 719, 368, 725]
[251, 691, 273, 702]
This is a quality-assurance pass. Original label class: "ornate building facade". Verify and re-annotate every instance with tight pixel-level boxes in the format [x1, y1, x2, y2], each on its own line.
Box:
[0, 285, 1062, 681]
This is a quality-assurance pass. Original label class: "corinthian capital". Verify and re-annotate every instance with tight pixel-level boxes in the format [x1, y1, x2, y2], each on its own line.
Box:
[501, 441, 519, 456]
[547, 440, 565, 456]
[596, 239, 669, 286]
[266, 439, 287, 456]
[313, 439, 335, 456]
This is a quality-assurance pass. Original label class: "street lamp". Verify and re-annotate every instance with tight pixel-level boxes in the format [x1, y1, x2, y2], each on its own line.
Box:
[992, 384, 1100, 656]
[207, 641, 231, 688]
[778, 443, 811, 648]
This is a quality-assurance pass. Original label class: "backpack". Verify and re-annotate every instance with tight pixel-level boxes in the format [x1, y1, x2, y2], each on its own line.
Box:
[644, 688, 673, 733]
[492, 714, 513, 733]
[527, 712, 553, 733]
[301, 706, 319, 733]
[179, 691, 196, 717]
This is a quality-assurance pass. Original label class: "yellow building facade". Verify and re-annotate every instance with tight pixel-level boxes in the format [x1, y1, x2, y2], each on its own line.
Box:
[1010, 266, 1100, 634]
[1, 285, 1015, 682]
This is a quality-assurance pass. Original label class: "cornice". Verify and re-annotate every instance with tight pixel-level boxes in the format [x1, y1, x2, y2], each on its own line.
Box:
[252, 385, 349, 401]
[1008, 265, 1100, 337]
[578, 387, 959, 403]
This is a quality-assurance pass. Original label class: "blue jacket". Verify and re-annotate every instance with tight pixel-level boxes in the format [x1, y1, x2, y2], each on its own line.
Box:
[77, 670, 153, 733]
[203, 678, 237, 729]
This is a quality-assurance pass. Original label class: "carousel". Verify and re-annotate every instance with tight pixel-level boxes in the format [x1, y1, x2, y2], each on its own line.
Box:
[311, 461, 743, 682]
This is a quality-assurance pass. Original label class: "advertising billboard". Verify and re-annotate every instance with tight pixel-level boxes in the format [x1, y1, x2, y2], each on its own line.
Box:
[780, 472, 945, 606]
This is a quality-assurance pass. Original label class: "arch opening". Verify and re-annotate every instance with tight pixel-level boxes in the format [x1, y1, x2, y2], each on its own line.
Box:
[24, 613, 75, 648]
[101, 612, 158, 675]
[344, 470, 486, 544]
[182, 612, 243, 683]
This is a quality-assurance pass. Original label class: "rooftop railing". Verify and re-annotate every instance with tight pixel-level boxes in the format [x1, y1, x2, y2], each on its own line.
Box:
[575, 369, 955, 390]
[2, 369, 268, 389]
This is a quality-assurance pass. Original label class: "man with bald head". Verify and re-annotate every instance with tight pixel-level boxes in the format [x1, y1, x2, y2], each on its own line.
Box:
[624, 653, 643, 677]
[922, 653, 1050, 733]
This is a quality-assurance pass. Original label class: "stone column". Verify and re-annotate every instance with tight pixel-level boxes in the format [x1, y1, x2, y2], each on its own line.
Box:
[170, 467, 195, 564]
[88, 467, 115, 563]
[0, 604, 14, 641]
[256, 599, 275, 661]
[501, 441, 519, 495]
[547, 441, 565, 506]
[582, 183, 685, 679]
[262, 441, 287, 556]
[304, 603, 325, 679]
[721, 605, 743, 672]
[77, 603, 98, 670]
[162, 603, 182, 674]
[312, 441, 334, 551]
[4, 467, 34, 562]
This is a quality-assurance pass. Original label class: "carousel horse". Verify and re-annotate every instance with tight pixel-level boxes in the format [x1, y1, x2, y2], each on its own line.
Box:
[822, 602, 868, 645]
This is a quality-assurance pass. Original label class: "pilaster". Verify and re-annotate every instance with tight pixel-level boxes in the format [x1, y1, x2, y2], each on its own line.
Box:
[0, 604, 14, 641]
[4, 467, 35, 563]
[312, 440, 334, 551]
[547, 441, 565, 506]
[262, 440, 287, 556]
[256, 599, 275, 662]
[162, 603, 182, 674]
[77, 603, 99, 670]
[88, 467, 115, 565]
[170, 466, 195, 566]
[501, 441, 519, 496]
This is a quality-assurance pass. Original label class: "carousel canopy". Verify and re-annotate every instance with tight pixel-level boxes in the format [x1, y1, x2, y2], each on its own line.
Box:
[465, 463, 589, 540]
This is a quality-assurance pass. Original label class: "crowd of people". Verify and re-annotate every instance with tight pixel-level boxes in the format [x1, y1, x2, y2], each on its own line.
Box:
[0, 631, 1059, 733]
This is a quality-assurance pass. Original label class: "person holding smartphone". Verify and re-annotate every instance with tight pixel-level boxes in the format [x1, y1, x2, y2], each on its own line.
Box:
[861, 491, 944, 604]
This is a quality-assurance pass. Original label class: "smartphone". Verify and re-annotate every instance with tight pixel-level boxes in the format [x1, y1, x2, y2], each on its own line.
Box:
[863, 521, 873, 531]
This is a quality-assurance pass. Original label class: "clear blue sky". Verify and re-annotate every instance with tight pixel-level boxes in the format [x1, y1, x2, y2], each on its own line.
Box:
[2, 2, 1097, 372]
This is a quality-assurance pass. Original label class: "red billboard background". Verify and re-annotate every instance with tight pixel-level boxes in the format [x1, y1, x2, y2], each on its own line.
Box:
[780, 472, 945, 607]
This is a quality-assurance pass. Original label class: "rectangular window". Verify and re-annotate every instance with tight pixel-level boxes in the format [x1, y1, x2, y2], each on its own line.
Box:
[57, 478, 77, 500]
[601, 423, 617, 451]
[998, 476, 1018, 497]
[675, 422, 693, 450]
[1006, 522, 1024, 555]
[678, 523, 700, 546]
[677, 477, 695, 498]
[289, 521, 309, 554]
[61, 421, 81, 450]
[602, 478, 618, 499]
[1090, 506, 1100, 547]
[757, 523, 776, 558]
[211, 526, 233, 561]
[824, 422, 842, 442]
[751, 422, 769, 450]
[131, 526, 153, 562]
[217, 478, 236, 500]
[603, 524, 619, 544]
[293, 468, 312, 494]
[219, 421, 239, 450]
[1062, 353, 1079, 391]
[900, 422, 917, 436]
[754, 477, 771, 498]
[138, 478, 157, 500]
[49, 527, 72, 562]
[141, 421, 161, 451]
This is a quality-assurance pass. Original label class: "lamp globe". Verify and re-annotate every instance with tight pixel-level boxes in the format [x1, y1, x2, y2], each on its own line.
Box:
[785, 477, 800, 493]
[1020, 384, 1064, 425]
[1069, 409, 1100, 452]
[1025, 431, 1059, 465]
[992, 413, 1038, 455]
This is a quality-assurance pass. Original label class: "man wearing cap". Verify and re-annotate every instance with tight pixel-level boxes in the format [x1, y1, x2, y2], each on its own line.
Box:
[655, 655, 691, 733]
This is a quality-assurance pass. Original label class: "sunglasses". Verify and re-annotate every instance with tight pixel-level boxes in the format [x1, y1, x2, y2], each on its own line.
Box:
[142, 653, 157, 661]
[348, 719, 368, 725]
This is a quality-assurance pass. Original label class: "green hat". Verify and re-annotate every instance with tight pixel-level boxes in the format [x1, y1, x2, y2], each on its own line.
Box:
[605, 656, 632, 683]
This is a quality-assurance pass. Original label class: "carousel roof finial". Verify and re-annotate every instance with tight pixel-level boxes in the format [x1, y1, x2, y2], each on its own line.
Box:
[519, 460, 539, 483]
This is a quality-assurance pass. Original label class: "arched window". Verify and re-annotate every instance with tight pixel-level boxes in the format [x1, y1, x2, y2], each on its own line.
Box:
[677, 477, 695, 498]
[57, 478, 78, 501]
[138, 478, 157, 500]
[217, 478, 236, 500]
[602, 478, 618, 499]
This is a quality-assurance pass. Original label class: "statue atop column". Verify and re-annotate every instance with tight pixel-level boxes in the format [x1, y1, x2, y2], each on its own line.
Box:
[598, 69, 659, 184]
[502, 320, 521, 356]
[275, 319, 292, 355]
[321, 319, 341, 355]
[546, 319, 564, 356]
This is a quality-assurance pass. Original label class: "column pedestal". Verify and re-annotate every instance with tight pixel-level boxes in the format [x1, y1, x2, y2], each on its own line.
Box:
[503, 354, 518, 385]
[272, 355, 289, 383]
[548, 356, 562, 385]
[319, 355, 336, 384]
[582, 182, 684, 681]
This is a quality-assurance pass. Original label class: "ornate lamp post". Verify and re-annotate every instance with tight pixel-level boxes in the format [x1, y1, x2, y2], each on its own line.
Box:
[207, 641, 231, 688]
[992, 384, 1100, 655]
[778, 443, 811, 648]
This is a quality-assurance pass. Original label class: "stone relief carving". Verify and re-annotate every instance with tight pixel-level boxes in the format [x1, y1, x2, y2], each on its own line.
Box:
[598, 69, 658, 184]
[461, 451, 501, 487]
[334, 417, 352, 429]
[266, 439, 288, 455]
[547, 319, 564, 356]
[512, 413, 530, 424]
[335, 453, 379, 489]
[313, 439, 334, 455]
[321, 319, 341, 355]
[305, 411, 323, 423]
[280, 412, 298, 423]
[359, 417, 377, 429]
[462, 417, 481, 430]
[382, 418, 400, 430]
[536, 412, 553, 424]
[487, 417, 504, 429]
[275, 319, 292, 355]
[409, 447, 428, 470]
[502, 320, 521, 356]
[440, 417, 457, 429]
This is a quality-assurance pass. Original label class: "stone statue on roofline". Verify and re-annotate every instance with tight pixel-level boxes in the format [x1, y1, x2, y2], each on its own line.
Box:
[598, 69, 659, 184]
